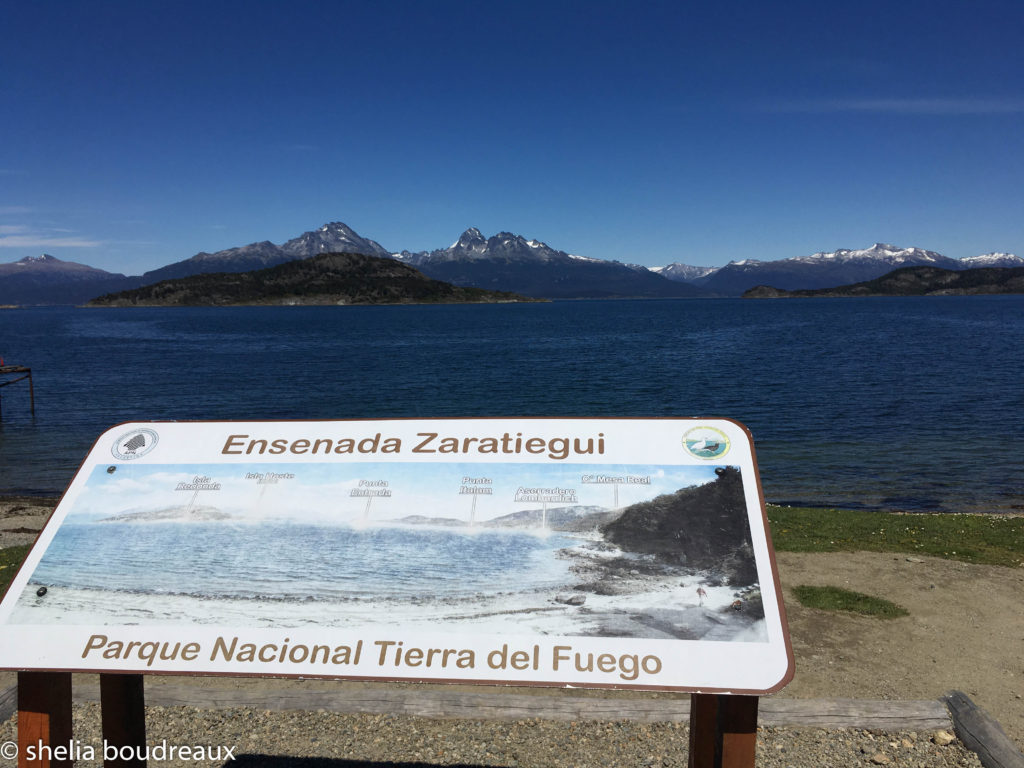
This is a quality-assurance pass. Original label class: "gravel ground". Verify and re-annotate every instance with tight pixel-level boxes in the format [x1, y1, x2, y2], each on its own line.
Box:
[0, 702, 984, 768]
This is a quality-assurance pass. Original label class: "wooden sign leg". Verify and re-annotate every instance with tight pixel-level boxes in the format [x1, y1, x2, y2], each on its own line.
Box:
[718, 695, 759, 767]
[17, 672, 73, 768]
[100, 674, 147, 768]
[688, 693, 720, 768]
[688, 694, 759, 768]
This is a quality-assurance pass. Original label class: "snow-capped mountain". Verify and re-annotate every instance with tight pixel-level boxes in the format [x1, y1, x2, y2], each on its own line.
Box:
[669, 243, 1013, 296]
[793, 243, 955, 267]
[140, 222, 389, 284]
[0, 254, 139, 305]
[393, 228, 703, 298]
[651, 263, 717, 282]
[0, 253, 120, 280]
[394, 228, 581, 266]
[280, 222, 391, 260]
[958, 252, 1024, 268]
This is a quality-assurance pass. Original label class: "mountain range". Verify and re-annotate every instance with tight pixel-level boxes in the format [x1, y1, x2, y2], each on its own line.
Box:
[2, 222, 1021, 304]
[664, 243, 1024, 296]
[392, 227, 701, 299]
[138, 222, 392, 284]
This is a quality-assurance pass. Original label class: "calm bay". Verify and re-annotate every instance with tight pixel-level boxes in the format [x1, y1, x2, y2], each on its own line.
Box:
[1, 296, 1021, 514]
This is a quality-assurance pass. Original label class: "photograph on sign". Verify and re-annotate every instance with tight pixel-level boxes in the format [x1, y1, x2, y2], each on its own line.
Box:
[9, 461, 764, 643]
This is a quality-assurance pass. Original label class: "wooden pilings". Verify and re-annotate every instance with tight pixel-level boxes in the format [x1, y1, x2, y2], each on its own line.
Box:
[0, 365, 34, 419]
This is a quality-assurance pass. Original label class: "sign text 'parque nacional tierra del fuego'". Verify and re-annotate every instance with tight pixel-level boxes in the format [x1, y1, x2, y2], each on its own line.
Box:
[0, 418, 793, 694]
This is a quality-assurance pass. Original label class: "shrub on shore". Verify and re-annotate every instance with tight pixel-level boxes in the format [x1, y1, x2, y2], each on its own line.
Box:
[0, 544, 30, 595]
[792, 585, 909, 618]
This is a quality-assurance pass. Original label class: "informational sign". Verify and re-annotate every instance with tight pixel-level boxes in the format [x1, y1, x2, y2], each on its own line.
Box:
[0, 418, 793, 693]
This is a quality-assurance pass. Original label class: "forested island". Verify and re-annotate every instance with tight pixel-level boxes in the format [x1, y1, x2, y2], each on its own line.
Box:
[87, 252, 534, 306]
[743, 265, 1024, 298]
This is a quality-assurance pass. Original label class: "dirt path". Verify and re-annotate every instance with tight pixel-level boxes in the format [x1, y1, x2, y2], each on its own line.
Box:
[775, 550, 1024, 747]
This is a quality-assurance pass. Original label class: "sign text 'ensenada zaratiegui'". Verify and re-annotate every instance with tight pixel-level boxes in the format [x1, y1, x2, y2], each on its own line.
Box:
[0, 418, 793, 693]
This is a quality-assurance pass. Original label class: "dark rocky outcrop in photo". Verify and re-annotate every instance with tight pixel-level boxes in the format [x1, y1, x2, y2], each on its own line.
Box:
[601, 467, 757, 586]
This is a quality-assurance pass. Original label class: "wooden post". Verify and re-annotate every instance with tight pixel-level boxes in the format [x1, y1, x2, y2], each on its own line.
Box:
[689, 694, 720, 768]
[719, 695, 759, 767]
[17, 672, 73, 768]
[944, 689, 1024, 768]
[100, 674, 147, 768]
[27, 370, 34, 416]
[689, 693, 759, 768]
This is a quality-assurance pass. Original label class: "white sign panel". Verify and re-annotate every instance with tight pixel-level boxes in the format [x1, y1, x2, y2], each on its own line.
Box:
[0, 418, 793, 693]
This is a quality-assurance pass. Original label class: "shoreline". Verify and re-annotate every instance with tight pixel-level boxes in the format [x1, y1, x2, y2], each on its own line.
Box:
[7, 572, 766, 642]
[6, 515, 766, 642]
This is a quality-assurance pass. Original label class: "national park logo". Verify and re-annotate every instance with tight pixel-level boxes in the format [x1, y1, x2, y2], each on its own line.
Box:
[111, 428, 160, 460]
[682, 426, 730, 460]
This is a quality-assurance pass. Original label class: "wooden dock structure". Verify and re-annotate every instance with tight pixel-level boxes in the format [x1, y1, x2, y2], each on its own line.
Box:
[0, 365, 34, 419]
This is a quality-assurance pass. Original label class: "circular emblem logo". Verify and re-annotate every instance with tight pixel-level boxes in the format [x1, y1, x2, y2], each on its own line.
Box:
[682, 426, 730, 460]
[111, 428, 159, 460]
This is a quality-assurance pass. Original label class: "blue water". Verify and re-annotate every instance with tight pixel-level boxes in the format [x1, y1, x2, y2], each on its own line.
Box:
[1, 298, 1022, 513]
[29, 522, 575, 601]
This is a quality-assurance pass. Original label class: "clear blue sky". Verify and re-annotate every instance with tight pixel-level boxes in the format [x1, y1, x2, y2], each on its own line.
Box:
[2, 0, 1022, 275]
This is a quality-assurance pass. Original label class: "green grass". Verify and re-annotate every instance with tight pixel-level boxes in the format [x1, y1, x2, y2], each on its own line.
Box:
[767, 505, 1024, 568]
[0, 544, 31, 595]
[792, 585, 909, 618]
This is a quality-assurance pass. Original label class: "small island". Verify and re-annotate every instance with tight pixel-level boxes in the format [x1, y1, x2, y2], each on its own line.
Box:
[86, 252, 536, 306]
[98, 505, 233, 523]
[743, 265, 1024, 298]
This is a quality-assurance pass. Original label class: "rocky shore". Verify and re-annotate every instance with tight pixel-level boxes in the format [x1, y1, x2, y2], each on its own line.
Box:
[553, 537, 766, 641]
[0, 496, 54, 549]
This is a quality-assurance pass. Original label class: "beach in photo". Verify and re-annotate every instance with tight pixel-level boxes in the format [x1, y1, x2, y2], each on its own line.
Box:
[10, 461, 767, 642]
